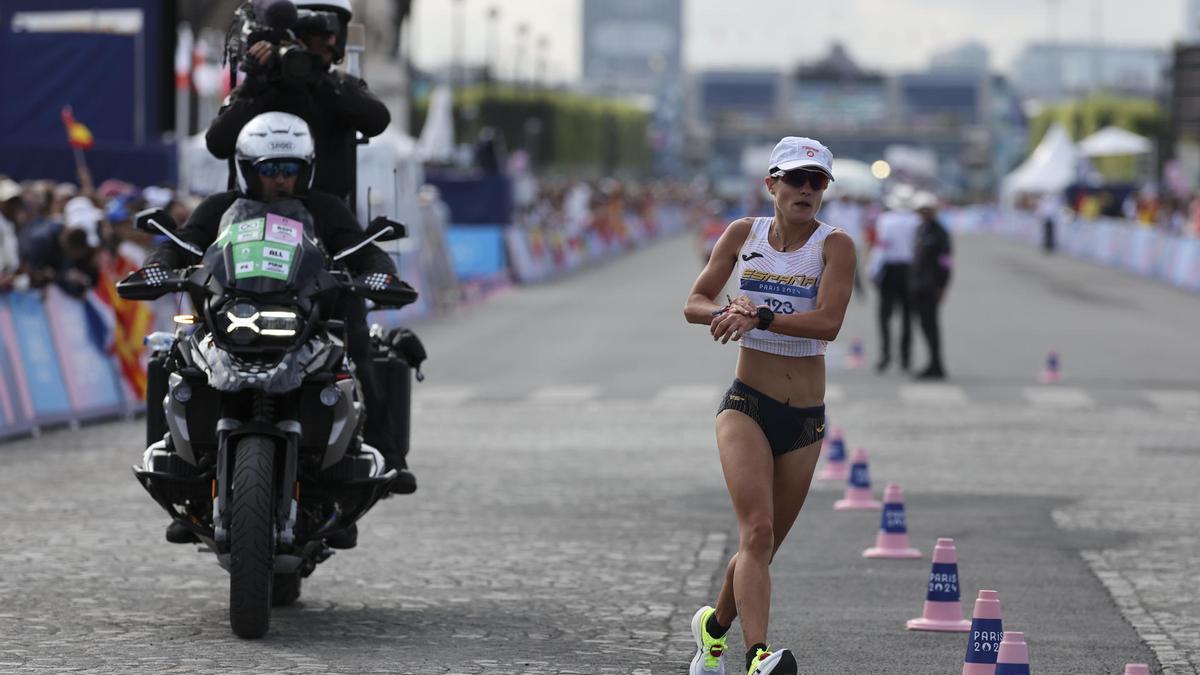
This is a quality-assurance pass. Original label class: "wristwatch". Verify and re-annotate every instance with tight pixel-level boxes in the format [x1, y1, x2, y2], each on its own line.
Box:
[756, 306, 775, 331]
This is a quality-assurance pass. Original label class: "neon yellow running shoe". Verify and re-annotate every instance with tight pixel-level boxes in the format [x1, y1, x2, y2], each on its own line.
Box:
[747, 646, 797, 675]
[689, 606, 728, 675]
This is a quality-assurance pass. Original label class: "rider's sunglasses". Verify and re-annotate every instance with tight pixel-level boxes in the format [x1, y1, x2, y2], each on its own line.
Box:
[770, 168, 831, 191]
[256, 160, 305, 178]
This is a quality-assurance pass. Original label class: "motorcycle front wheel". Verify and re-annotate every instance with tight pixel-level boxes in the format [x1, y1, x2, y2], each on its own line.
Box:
[228, 435, 276, 638]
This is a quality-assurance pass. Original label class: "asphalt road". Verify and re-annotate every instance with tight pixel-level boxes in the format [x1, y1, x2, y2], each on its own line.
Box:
[0, 227, 1197, 674]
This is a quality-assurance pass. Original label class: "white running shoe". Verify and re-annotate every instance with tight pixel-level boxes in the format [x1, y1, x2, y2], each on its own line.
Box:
[689, 606, 727, 675]
[747, 646, 797, 675]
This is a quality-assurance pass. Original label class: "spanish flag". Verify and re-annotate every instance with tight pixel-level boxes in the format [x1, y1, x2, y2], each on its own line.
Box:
[61, 105, 95, 150]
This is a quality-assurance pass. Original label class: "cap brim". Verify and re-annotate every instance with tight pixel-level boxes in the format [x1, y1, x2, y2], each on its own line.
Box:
[772, 160, 835, 180]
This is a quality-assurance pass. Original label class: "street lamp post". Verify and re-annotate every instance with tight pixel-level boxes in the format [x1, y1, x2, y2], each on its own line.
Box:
[452, 0, 465, 89]
[486, 6, 500, 88]
[536, 35, 549, 90]
[515, 22, 529, 90]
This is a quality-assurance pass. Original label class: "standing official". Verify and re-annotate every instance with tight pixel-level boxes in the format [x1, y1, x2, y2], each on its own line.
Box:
[909, 191, 952, 380]
[871, 187, 920, 373]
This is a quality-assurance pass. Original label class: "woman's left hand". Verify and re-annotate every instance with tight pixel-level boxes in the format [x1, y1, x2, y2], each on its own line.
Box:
[711, 309, 757, 344]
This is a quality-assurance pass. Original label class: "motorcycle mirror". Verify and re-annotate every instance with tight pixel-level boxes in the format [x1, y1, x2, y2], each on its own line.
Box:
[134, 208, 176, 235]
[134, 207, 203, 257]
[366, 216, 406, 242]
[332, 217, 407, 262]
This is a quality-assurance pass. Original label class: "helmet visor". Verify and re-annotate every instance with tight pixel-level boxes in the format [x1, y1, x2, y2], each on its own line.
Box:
[255, 159, 306, 178]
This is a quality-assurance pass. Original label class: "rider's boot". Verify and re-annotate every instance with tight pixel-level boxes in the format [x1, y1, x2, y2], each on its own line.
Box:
[165, 520, 199, 544]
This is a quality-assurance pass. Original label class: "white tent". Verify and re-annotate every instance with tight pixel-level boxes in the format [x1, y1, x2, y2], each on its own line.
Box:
[1000, 123, 1079, 200]
[1078, 126, 1152, 157]
[416, 85, 456, 163]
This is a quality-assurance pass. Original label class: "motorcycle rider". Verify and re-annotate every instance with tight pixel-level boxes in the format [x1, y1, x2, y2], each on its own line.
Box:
[146, 112, 415, 543]
[205, 0, 388, 202]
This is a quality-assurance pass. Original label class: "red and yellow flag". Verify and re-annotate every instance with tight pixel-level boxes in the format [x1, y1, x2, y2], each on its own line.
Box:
[95, 255, 153, 399]
[61, 105, 95, 150]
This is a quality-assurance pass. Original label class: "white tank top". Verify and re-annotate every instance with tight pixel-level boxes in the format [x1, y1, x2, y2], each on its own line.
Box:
[736, 217, 838, 358]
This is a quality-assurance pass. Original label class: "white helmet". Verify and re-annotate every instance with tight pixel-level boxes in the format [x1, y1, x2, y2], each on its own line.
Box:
[234, 111, 315, 198]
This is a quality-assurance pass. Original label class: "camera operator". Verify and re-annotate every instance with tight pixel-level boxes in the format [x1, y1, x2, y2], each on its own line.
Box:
[206, 0, 389, 203]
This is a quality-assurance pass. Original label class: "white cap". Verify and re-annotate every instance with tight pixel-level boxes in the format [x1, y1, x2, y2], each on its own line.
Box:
[0, 178, 21, 203]
[63, 196, 103, 246]
[142, 185, 174, 209]
[912, 190, 939, 211]
[768, 136, 834, 180]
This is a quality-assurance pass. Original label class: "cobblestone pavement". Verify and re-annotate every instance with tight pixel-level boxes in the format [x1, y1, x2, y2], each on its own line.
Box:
[1, 391, 1197, 673]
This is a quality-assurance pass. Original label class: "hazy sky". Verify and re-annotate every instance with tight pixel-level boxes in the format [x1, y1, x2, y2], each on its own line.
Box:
[408, 0, 1186, 82]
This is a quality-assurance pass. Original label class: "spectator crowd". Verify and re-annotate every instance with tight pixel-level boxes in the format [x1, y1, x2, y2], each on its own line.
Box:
[0, 174, 197, 298]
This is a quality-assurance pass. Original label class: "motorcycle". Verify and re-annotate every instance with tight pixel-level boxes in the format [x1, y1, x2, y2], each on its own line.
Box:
[118, 202, 417, 639]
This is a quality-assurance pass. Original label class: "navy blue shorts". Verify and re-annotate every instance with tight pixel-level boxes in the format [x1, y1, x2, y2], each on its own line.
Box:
[717, 379, 826, 456]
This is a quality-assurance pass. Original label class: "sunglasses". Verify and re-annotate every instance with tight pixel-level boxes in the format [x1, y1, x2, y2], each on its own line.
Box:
[771, 169, 830, 191]
[256, 160, 305, 178]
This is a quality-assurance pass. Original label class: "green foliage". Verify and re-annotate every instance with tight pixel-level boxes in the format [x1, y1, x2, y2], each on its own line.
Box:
[411, 86, 651, 175]
[1027, 95, 1164, 181]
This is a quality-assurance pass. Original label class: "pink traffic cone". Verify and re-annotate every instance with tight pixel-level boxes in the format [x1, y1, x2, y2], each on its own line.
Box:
[1123, 665, 1150, 675]
[962, 590, 1005, 675]
[1039, 350, 1061, 384]
[845, 337, 865, 368]
[993, 630, 1030, 675]
[863, 483, 922, 559]
[817, 427, 849, 481]
[907, 538, 971, 632]
[833, 447, 881, 510]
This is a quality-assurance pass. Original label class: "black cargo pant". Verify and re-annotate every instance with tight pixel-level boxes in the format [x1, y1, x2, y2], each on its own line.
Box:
[343, 297, 406, 470]
[911, 289, 943, 372]
[876, 262, 912, 367]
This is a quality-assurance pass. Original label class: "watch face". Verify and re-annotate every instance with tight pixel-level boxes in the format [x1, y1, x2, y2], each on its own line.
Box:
[758, 307, 773, 320]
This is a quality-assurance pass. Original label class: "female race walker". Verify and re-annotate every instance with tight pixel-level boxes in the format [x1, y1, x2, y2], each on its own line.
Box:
[682, 137, 855, 675]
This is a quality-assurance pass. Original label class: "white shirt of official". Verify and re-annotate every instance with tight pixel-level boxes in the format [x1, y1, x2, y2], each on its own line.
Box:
[874, 209, 920, 264]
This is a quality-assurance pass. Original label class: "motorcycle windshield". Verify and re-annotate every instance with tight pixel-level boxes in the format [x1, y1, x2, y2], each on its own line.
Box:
[202, 198, 327, 295]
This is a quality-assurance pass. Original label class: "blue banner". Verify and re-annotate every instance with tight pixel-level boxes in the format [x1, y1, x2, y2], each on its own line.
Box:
[965, 619, 1004, 664]
[445, 225, 509, 281]
[850, 461, 870, 488]
[4, 292, 71, 420]
[43, 287, 125, 418]
[881, 502, 907, 533]
[995, 663, 1030, 675]
[926, 562, 961, 602]
[0, 303, 35, 436]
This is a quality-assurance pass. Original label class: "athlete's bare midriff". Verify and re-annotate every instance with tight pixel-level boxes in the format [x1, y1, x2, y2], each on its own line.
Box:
[734, 347, 826, 408]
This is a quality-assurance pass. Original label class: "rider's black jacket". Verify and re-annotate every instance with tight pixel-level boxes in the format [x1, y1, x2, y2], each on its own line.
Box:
[145, 189, 394, 277]
[205, 71, 390, 201]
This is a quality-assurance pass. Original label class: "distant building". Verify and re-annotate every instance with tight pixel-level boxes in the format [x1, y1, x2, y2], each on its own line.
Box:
[695, 71, 781, 127]
[929, 41, 990, 74]
[789, 43, 890, 132]
[1012, 42, 1167, 101]
[687, 43, 1026, 196]
[581, 0, 682, 97]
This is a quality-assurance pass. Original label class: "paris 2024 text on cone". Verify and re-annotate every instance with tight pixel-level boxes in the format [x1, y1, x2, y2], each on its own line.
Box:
[993, 630, 1030, 675]
[962, 590, 1005, 675]
[906, 537, 971, 632]
[817, 426, 849, 481]
[834, 447, 882, 510]
[863, 482, 922, 559]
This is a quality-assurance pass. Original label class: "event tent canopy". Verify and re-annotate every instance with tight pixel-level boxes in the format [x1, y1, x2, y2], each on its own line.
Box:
[1077, 126, 1153, 157]
[1000, 122, 1078, 197]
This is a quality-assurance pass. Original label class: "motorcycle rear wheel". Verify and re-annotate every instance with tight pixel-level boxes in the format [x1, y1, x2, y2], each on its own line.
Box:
[228, 435, 276, 639]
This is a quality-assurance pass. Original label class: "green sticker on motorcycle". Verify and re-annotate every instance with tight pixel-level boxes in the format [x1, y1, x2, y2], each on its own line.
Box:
[226, 213, 303, 281]
[219, 217, 265, 246]
[231, 241, 295, 281]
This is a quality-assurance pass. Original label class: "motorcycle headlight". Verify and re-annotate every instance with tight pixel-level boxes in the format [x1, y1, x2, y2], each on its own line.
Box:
[221, 301, 301, 345]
